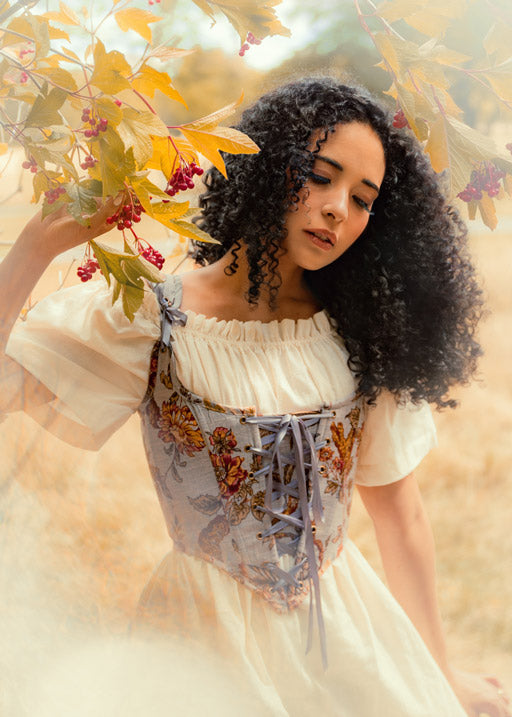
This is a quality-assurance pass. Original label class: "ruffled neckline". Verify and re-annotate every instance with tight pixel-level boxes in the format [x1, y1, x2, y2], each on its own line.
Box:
[182, 308, 335, 343]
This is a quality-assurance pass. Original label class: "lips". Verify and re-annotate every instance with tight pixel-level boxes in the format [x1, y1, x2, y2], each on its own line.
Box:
[304, 228, 337, 249]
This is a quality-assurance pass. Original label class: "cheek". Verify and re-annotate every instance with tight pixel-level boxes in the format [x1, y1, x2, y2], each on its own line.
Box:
[350, 213, 370, 242]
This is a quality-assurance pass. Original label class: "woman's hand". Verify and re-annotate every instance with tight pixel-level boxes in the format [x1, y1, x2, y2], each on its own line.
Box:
[20, 195, 120, 262]
[449, 668, 511, 717]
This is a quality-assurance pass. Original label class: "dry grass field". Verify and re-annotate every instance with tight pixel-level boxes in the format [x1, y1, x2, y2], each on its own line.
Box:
[1, 152, 511, 713]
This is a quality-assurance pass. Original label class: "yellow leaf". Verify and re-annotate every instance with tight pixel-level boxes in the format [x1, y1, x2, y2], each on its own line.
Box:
[467, 201, 477, 220]
[425, 113, 512, 195]
[95, 97, 123, 126]
[378, 0, 425, 23]
[403, 11, 452, 37]
[378, 0, 466, 28]
[57, 47, 81, 63]
[196, 0, 290, 43]
[147, 135, 180, 177]
[417, 82, 463, 118]
[90, 39, 131, 94]
[182, 94, 244, 132]
[47, 24, 70, 41]
[424, 113, 450, 174]
[504, 174, 512, 196]
[43, 1, 81, 26]
[130, 177, 168, 216]
[117, 108, 169, 167]
[180, 125, 259, 178]
[478, 193, 497, 231]
[373, 32, 400, 76]
[483, 62, 512, 102]
[132, 64, 187, 107]
[151, 201, 191, 229]
[149, 46, 195, 62]
[34, 66, 78, 91]
[425, 44, 471, 66]
[114, 8, 162, 44]
[484, 23, 512, 63]
[0, 143, 8, 155]
[167, 217, 219, 244]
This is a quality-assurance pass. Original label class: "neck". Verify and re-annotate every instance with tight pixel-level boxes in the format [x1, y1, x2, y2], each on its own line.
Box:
[211, 245, 311, 306]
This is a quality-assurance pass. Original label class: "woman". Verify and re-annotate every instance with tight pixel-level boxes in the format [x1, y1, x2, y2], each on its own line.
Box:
[0, 77, 509, 716]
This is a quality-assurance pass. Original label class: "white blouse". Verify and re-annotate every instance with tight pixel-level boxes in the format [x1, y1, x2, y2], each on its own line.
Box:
[6, 279, 436, 484]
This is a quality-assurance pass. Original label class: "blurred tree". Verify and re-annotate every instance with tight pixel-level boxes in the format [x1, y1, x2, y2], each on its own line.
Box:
[158, 47, 263, 125]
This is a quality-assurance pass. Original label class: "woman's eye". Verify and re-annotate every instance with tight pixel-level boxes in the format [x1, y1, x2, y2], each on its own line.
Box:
[353, 196, 373, 213]
[309, 172, 330, 185]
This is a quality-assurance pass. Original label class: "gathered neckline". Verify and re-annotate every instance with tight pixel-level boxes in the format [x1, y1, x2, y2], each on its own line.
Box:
[180, 308, 335, 343]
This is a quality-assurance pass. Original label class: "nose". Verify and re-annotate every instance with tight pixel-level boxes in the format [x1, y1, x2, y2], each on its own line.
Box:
[321, 191, 348, 222]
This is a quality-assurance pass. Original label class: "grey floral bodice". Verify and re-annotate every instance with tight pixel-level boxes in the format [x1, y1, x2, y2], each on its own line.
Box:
[138, 275, 365, 666]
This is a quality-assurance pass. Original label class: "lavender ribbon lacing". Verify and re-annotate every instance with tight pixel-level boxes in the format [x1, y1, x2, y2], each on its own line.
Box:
[244, 410, 333, 669]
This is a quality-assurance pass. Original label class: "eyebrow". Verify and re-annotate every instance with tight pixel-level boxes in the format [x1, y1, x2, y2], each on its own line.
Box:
[315, 154, 381, 195]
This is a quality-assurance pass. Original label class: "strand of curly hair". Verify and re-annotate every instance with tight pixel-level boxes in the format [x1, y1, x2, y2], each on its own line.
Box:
[191, 77, 483, 408]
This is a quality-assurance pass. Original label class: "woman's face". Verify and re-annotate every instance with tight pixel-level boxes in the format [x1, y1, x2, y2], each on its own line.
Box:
[282, 121, 386, 271]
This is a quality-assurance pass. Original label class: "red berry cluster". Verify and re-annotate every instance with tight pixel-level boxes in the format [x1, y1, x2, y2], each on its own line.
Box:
[77, 258, 100, 282]
[19, 46, 34, 59]
[114, 99, 122, 107]
[44, 186, 66, 204]
[22, 157, 38, 173]
[138, 239, 164, 269]
[392, 109, 410, 129]
[106, 195, 145, 230]
[81, 108, 108, 138]
[148, 0, 161, 4]
[165, 161, 204, 197]
[457, 163, 506, 202]
[239, 31, 261, 56]
[80, 154, 97, 170]
[20, 72, 28, 84]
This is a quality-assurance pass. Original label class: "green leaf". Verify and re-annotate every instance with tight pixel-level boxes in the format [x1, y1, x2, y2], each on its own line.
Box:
[24, 86, 67, 128]
[120, 281, 144, 323]
[65, 179, 103, 223]
[95, 127, 136, 197]
[90, 239, 141, 287]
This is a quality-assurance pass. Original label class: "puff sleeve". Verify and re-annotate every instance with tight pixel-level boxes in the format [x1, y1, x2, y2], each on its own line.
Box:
[5, 280, 161, 450]
[355, 391, 437, 486]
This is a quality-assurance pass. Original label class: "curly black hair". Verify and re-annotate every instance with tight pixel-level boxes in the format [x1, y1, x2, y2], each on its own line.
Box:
[191, 77, 483, 408]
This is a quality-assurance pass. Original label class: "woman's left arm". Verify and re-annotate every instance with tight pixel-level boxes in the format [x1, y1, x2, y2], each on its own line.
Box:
[357, 473, 511, 717]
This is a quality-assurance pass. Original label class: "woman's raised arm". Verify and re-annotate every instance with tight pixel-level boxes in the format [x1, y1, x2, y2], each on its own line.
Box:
[0, 202, 115, 414]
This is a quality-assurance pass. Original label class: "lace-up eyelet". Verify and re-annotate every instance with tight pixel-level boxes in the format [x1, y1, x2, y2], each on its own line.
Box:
[239, 416, 247, 424]
[319, 465, 327, 475]
[244, 444, 253, 452]
[248, 471, 254, 478]
[311, 525, 317, 534]
[324, 437, 331, 445]
[256, 532, 263, 540]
